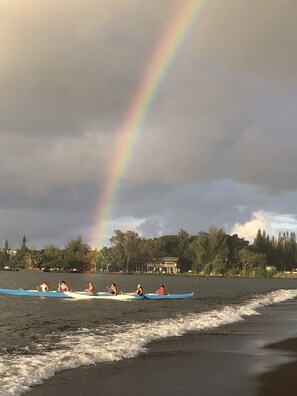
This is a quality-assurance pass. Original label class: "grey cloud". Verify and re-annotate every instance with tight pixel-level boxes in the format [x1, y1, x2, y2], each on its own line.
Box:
[1, 0, 297, 248]
[0, 0, 178, 135]
[0, 206, 93, 250]
[195, 0, 297, 80]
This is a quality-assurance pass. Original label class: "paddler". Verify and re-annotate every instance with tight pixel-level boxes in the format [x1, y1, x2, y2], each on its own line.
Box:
[107, 283, 117, 295]
[135, 284, 143, 296]
[85, 282, 95, 293]
[58, 280, 69, 292]
[38, 281, 49, 292]
[155, 284, 166, 295]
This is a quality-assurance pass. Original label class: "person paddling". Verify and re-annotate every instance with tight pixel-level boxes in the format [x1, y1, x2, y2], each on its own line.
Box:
[155, 284, 166, 295]
[135, 284, 143, 296]
[85, 282, 95, 293]
[107, 283, 117, 295]
[58, 280, 69, 292]
[39, 281, 49, 292]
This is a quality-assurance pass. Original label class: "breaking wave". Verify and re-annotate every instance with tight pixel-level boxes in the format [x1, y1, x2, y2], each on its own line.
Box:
[1, 288, 297, 395]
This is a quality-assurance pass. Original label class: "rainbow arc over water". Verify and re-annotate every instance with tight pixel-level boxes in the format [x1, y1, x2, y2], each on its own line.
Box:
[91, 0, 208, 249]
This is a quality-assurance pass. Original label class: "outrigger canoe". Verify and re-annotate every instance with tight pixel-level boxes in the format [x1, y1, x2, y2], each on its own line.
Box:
[0, 288, 194, 300]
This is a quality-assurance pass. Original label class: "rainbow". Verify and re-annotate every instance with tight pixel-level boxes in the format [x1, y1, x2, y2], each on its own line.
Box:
[91, 0, 208, 249]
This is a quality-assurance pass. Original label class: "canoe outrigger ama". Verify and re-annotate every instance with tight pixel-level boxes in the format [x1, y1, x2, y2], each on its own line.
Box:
[0, 288, 194, 300]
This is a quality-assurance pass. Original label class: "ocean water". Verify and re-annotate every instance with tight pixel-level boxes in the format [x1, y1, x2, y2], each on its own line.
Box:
[0, 272, 297, 396]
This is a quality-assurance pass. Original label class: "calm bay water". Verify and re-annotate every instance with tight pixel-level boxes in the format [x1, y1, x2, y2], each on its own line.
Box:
[0, 272, 297, 395]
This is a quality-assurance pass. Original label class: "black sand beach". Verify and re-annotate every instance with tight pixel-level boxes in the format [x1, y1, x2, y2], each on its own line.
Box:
[257, 338, 297, 396]
[28, 300, 297, 396]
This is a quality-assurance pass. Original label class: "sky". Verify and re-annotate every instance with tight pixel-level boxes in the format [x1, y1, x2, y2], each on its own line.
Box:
[1, 0, 297, 250]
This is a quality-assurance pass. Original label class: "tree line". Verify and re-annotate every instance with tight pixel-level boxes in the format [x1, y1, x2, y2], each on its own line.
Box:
[0, 235, 95, 273]
[0, 228, 296, 276]
[98, 228, 297, 276]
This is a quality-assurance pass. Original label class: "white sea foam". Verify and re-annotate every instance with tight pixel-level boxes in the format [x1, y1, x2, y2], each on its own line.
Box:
[0, 288, 297, 396]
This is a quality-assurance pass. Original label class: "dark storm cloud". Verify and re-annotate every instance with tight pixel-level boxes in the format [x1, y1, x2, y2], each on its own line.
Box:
[1, 0, 297, 247]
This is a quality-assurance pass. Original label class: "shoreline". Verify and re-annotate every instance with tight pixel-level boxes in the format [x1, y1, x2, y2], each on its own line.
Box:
[27, 301, 297, 396]
[27, 335, 297, 396]
[256, 338, 297, 396]
[3, 268, 297, 279]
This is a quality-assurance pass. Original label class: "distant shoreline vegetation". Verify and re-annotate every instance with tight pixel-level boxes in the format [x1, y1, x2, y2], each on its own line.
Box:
[0, 228, 296, 278]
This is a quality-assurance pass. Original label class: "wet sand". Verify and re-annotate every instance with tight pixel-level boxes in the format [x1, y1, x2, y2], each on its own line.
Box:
[28, 301, 297, 396]
[257, 338, 297, 396]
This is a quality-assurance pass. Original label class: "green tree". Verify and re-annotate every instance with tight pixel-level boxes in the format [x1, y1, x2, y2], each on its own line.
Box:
[11, 236, 29, 269]
[63, 236, 94, 272]
[207, 227, 229, 275]
[109, 230, 126, 270]
[96, 247, 112, 271]
[189, 228, 229, 275]
[41, 244, 62, 270]
[177, 229, 193, 272]
[188, 232, 210, 273]
[238, 248, 267, 275]
[0, 240, 10, 269]
[226, 234, 249, 271]
[124, 231, 141, 272]
[109, 230, 141, 272]
[24, 250, 43, 270]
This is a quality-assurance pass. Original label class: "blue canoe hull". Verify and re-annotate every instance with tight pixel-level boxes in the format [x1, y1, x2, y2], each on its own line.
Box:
[0, 289, 194, 300]
[0, 289, 72, 298]
[143, 292, 194, 300]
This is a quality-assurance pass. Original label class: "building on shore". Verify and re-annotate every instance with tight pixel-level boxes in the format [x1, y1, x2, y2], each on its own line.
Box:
[144, 257, 179, 274]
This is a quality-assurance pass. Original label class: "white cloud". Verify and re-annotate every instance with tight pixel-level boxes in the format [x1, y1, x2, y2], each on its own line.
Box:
[230, 210, 278, 242]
